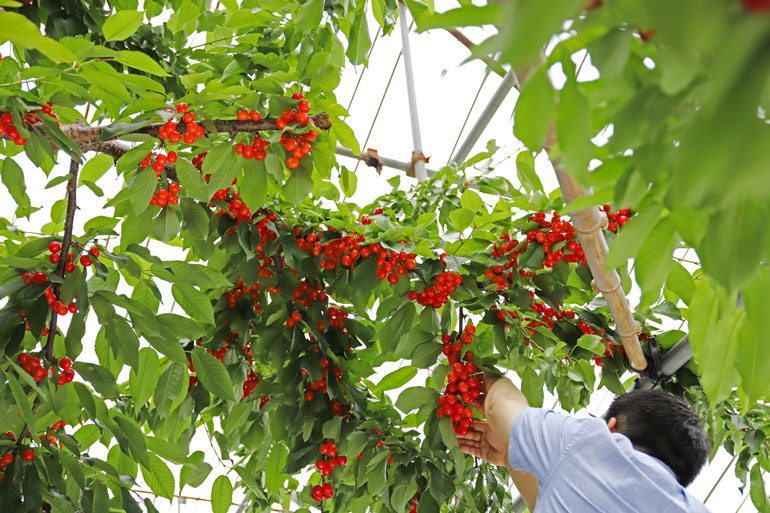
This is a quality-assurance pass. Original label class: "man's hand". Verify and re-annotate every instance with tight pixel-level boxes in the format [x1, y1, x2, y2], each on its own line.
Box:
[457, 420, 510, 468]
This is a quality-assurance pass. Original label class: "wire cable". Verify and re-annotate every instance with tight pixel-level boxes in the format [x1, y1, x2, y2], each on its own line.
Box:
[352, 21, 414, 174]
[346, 27, 382, 114]
[446, 68, 491, 165]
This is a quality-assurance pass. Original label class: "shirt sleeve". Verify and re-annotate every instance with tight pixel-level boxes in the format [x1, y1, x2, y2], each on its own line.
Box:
[508, 407, 591, 482]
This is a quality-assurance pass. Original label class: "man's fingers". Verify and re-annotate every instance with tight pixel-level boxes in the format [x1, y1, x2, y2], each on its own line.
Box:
[457, 429, 482, 441]
[470, 420, 491, 432]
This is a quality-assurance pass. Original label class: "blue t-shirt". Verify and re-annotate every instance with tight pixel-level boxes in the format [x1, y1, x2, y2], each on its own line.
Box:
[508, 408, 711, 513]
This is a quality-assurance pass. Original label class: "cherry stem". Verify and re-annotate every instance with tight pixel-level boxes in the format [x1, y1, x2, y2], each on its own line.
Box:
[458, 306, 464, 337]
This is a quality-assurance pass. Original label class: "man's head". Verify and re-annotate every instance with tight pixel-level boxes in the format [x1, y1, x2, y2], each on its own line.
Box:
[602, 389, 710, 486]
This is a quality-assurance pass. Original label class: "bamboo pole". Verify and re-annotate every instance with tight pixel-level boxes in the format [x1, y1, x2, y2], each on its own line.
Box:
[545, 128, 647, 371]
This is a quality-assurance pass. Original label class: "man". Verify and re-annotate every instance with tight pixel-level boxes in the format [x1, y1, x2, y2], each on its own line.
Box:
[457, 374, 711, 512]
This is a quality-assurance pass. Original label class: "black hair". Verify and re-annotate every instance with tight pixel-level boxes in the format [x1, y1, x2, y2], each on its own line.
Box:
[602, 389, 710, 486]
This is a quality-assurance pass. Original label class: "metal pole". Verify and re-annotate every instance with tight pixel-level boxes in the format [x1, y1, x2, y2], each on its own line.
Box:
[450, 69, 519, 166]
[398, 0, 428, 182]
[632, 336, 693, 391]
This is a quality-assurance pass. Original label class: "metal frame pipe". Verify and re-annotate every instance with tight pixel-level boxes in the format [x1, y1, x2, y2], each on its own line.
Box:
[450, 69, 519, 166]
[398, 0, 428, 182]
[336, 146, 438, 176]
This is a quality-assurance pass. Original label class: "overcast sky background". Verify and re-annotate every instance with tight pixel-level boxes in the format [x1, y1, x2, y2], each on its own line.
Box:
[0, 1, 763, 511]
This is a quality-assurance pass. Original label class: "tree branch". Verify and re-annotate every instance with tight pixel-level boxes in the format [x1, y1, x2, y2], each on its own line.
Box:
[44, 158, 80, 364]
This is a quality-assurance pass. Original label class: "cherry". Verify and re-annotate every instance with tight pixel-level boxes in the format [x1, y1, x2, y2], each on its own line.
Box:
[64, 262, 75, 273]
[249, 110, 261, 121]
[286, 157, 299, 169]
[48, 241, 61, 253]
[275, 118, 287, 130]
[298, 100, 310, 112]
[312, 485, 323, 501]
[176, 103, 188, 113]
[60, 357, 72, 370]
[22, 449, 34, 462]
[80, 255, 92, 267]
[0, 453, 14, 466]
[292, 92, 305, 100]
[236, 109, 249, 121]
[322, 483, 333, 499]
[305, 391, 314, 401]
[89, 246, 100, 258]
[49, 253, 60, 264]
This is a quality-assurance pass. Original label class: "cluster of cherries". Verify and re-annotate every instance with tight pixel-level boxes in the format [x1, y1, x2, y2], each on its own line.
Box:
[359, 207, 383, 225]
[600, 204, 632, 233]
[0, 104, 59, 146]
[157, 102, 206, 145]
[46, 240, 99, 270]
[290, 279, 327, 309]
[577, 320, 622, 366]
[140, 151, 178, 177]
[42, 286, 77, 317]
[303, 358, 343, 401]
[224, 279, 261, 313]
[309, 440, 341, 501]
[18, 352, 74, 385]
[408, 270, 463, 309]
[150, 183, 181, 207]
[436, 325, 481, 436]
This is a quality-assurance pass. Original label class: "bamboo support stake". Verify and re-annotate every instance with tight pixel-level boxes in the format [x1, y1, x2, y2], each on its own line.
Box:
[545, 128, 647, 371]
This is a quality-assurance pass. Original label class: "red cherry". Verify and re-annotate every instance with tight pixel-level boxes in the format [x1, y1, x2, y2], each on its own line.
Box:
[48, 241, 61, 253]
[286, 157, 299, 169]
[49, 253, 60, 264]
[176, 103, 188, 113]
[275, 118, 287, 130]
[322, 483, 333, 499]
[0, 453, 14, 466]
[65, 262, 75, 273]
[250, 110, 261, 121]
[305, 391, 314, 401]
[169, 183, 181, 194]
[79, 255, 92, 267]
[59, 357, 72, 370]
[236, 109, 249, 121]
[182, 112, 195, 123]
[294, 111, 309, 125]
[464, 324, 476, 335]
[22, 449, 34, 462]
[89, 246, 100, 258]
[298, 100, 310, 112]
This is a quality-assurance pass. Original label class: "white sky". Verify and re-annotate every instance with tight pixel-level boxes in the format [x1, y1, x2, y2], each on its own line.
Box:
[0, 2, 763, 512]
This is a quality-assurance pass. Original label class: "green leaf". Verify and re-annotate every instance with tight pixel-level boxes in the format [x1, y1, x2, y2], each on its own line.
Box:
[415, 4, 500, 31]
[500, 0, 584, 68]
[191, 346, 235, 402]
[576, 334, 605, 356]
[515, 151, 543, 193]
[634, 216, 679, 306]
[395, 386, 437, 413]
[154, 362, 187, 416]
[448, 208, 475, 232]
[240, 159, 267, 211]
[211, 475, 233, 513]
[116, 51, 170, 77]
[0, 13, 76, 63]
[294, 0, 323, 33]
[332, 117, 360, 155]
[130, 347, 160, 406]
[176, 159, 210, 202]
[341, 166, 357, 197]
[346, 10, 371, 65]
[114, 415, 150, 467]
[699, 201, 767, 291]
[203, 143, 242, 196]
[264, 444, 288, 495]
[283, 162, 313, 205]
[129, 170, 156, 215]
[689, 279, 744, 403]
[513, 66, 555, 150]
[153, 207, 180, 242]
[5, 371, 37, 437]
[141, 453, 175, 501]
[180, 198, 210, 240]
[103, 11, 144, 41]
[79, 154, 114, 186]
[172, 283, 215, 326]
[460, 190, 483, 211]
[606, 203, 664, 269]
[665, 261, 695, 305]
[374, 366, 417, 393]
[556, 79, 592, 182]
[521, 365, 544, 407]
[73, 362, 119, 398]
[750, 464, 769, 512]
[1, 158, 31, 213]
[737, 267, 770, 403]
